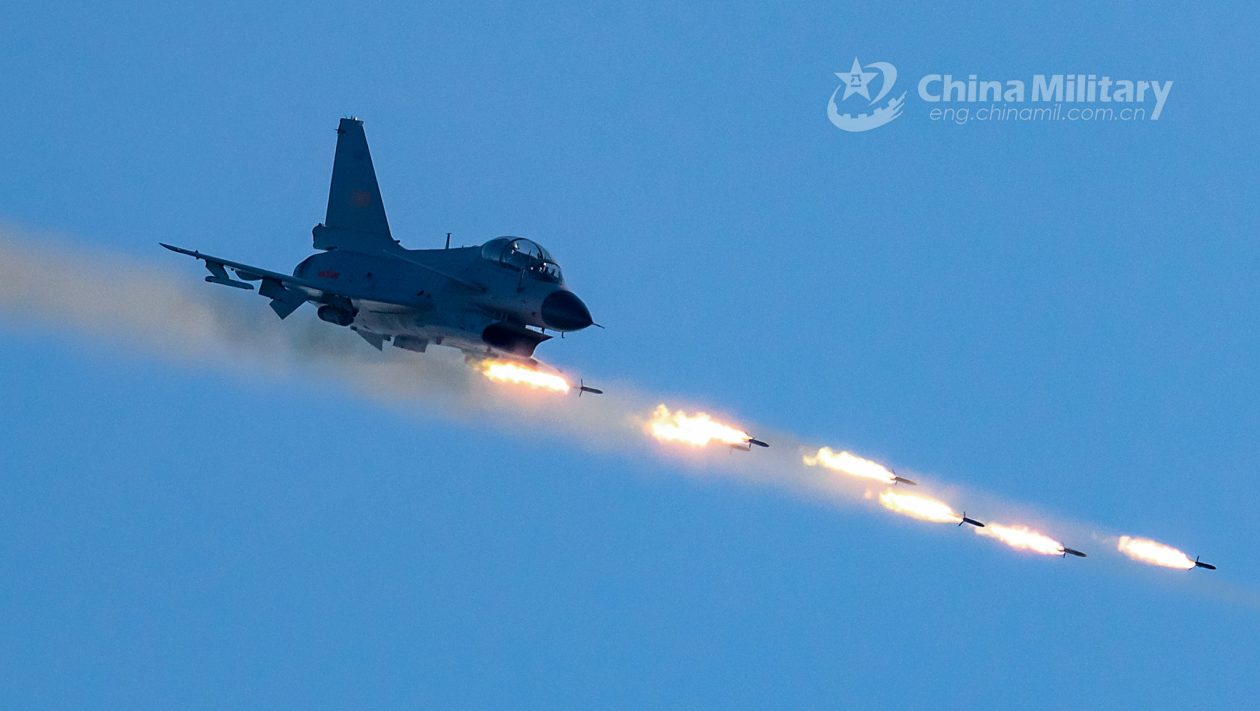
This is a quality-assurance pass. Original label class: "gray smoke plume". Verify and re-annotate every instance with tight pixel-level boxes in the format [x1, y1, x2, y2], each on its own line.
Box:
[1, 226, 1250, 608]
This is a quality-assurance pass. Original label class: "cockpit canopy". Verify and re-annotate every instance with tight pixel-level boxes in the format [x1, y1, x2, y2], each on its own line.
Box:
[480, 236, 563, 283]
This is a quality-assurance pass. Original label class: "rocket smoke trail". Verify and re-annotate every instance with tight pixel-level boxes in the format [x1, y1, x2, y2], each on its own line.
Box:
[0, 228, 800, 480]
[0, 227, 1243, 601]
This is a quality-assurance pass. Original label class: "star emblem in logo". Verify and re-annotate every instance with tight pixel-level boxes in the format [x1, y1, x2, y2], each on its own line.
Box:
[834, 57, 878, 101]
[826, 56, 906, 133]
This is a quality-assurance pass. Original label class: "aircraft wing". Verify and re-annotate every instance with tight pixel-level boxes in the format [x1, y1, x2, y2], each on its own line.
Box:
[161, 242, 334, 319]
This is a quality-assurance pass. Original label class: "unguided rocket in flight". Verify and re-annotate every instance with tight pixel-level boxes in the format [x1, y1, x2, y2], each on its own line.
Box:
[1116, 536, 1217, 571]
[958, 512, 986, 528]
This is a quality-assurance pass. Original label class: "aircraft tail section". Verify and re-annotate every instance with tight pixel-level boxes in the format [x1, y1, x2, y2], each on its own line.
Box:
[313, 117, 395, 251]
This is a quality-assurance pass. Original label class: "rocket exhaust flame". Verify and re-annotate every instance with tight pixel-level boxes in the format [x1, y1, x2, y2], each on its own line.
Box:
[878, 490, 962, 524]
[1117, 536, 1199, 570]
[645, 404, 754, 449]
[0, 230, 1228, 593]
[975, 522, 1066, 556]
[804, 447, 913, 485]
[479, 360, 571, 394]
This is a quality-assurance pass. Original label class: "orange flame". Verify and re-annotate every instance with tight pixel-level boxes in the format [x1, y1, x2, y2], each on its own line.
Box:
[1117, 536, 1195, 570]
[976, 522, 1064, 556]
[878, 490, 960, 524]
[645, 404, 751, 448]
[804, 447, 897, 484]
[480, 360, 571, 394]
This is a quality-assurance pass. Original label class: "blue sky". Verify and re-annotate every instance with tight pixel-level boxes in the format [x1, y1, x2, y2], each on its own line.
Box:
[2, 2, 1258, 708]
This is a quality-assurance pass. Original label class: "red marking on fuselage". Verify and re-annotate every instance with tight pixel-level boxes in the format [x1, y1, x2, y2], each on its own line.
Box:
[318, 270, 341, 279]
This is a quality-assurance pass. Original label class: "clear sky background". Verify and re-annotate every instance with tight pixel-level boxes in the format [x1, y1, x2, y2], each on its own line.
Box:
[2, 2, 1258, 708]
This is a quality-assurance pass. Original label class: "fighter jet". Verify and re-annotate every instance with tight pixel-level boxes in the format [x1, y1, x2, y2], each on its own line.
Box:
[164, 117, 595, 371]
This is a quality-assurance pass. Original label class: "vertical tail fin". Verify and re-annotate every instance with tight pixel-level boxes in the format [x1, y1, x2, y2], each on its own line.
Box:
[312, 117, 395, 251]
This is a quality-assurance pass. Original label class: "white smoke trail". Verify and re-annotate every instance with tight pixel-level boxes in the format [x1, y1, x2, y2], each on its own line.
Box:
[0, 227, 791, 472]
[1, 227, 1251, 607]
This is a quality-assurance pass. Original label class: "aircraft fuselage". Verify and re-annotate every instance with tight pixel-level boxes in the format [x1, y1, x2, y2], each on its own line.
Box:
[293, 241, 591, 359]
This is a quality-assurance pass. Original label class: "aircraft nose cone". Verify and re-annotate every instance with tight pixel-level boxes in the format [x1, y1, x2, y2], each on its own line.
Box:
[541, 290, 592, 331]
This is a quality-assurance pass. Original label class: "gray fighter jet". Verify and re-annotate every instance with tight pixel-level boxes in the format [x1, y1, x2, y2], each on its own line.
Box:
[164, 117, 594, 368]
